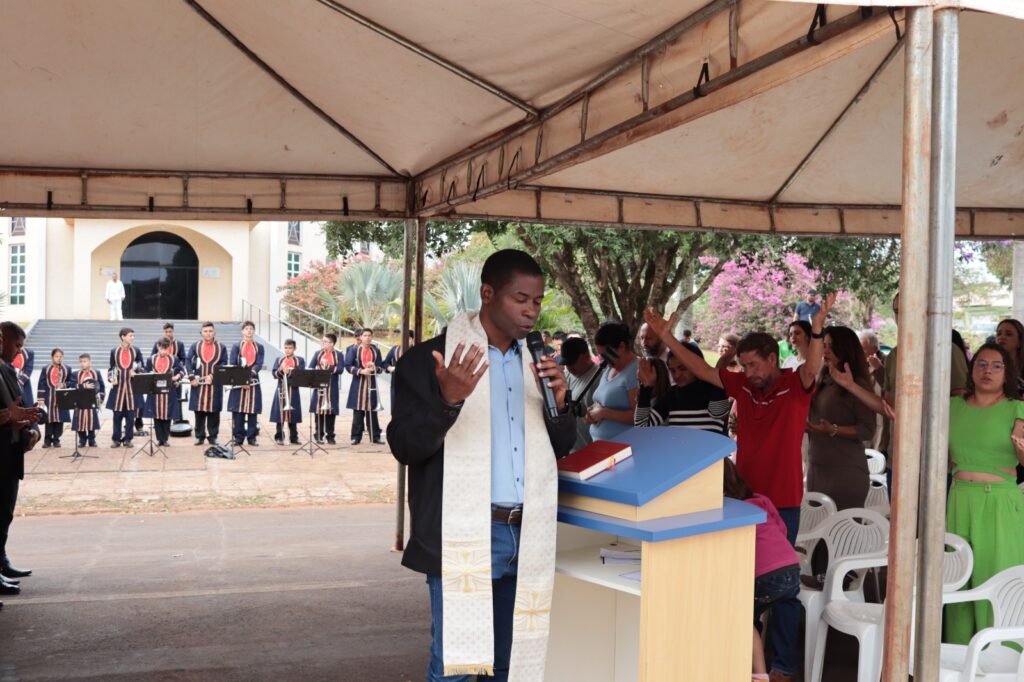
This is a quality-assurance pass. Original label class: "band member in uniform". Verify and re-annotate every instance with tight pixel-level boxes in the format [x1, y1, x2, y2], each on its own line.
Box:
[345, 328, 384, 445]
[37, 348, 72, 448]
[10, 348, 34, 407]
[72, 353, 105, 448]
[151, 322, 188, 364]
[106, 327, 144, 448]
[188, 322, 227, 446]
[383, 330, 415, 406]
[228, 321, 264, 447]
[270, 339, 303, 445]
[309, 333, 344, 444]
[146, 338, 185, 447]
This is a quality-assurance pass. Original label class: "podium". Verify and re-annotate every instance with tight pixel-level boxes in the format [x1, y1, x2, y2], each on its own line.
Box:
[547, 427, 766, 682]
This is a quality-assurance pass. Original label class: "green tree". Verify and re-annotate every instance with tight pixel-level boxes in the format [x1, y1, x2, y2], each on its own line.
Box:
[324, 260, 404, 330]
[510, 223, 757, 337]
[322, 220, 502, 260]
[783, 237, 901, 327]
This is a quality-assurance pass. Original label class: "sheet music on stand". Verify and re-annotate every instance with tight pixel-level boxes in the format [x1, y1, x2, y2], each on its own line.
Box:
[289, 367, 333, 458]
[130, 373, 172, 459]
[56, 388, 98, 460]
[214, 365, 258, 457]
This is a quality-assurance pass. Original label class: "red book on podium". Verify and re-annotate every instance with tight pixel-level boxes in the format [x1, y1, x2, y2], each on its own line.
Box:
[557, 440, 633, 481]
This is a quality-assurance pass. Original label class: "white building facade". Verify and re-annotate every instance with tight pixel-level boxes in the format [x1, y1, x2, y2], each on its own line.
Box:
[0, 218, 338, 322]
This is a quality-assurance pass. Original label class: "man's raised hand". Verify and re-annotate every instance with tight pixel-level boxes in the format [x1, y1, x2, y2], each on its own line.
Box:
[433, 343, 488, 406]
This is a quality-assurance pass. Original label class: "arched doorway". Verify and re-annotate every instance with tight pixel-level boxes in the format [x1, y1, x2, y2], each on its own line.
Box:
[120, 232, 199, 319]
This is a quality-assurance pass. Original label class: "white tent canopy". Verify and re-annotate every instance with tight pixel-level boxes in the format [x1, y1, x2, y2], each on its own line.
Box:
[1, 0, 1021, 235]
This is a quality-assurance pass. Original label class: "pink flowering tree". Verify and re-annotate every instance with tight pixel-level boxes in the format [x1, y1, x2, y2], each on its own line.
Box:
[694, 252, 863, 344]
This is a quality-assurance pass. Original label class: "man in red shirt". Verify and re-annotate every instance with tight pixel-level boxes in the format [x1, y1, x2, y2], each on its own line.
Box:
[643, 294, 833, 544]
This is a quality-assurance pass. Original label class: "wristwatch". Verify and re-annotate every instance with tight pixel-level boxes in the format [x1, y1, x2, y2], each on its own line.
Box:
[829, 423, 838, 438]
[811, 330, 825, 339]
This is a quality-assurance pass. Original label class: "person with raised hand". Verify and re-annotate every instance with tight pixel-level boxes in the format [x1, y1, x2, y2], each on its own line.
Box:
[644, 292, 835, 545]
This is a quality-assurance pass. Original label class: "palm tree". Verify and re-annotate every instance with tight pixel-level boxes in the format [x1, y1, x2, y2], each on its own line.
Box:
[425, 261, 482, 333]
[320, 260, 403, 330]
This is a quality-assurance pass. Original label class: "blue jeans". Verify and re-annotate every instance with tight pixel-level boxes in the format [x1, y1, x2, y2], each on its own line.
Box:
[754, 565, 801, 677]
[776, 506, 800, 546]
[426, 520, 521, 682]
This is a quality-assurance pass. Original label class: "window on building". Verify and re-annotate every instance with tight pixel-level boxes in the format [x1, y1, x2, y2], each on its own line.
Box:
[10, 217, 26, 237]
[9, 244, 26, 305]
[287, 252, 301, 280]
[288, 221, 301, 245]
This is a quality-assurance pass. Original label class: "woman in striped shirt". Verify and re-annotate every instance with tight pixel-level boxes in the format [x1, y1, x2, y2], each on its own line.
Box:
[635, 342, 731, 434]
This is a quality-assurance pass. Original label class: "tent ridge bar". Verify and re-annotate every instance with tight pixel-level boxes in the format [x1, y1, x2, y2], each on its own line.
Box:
[313, 0, 539, 117]
[510, 183, 1024, 214]
[0, 165, 400, 183]
[416, 6, 888, 216]
[183, 0, 402, 177]
[413, 0, 737, 178]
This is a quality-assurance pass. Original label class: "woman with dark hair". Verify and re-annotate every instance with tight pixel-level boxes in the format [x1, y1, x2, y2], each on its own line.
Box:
[635, 343, 731, 434]
[945, 342, 1024, 644]
[585, 321, 640, 441]
[805, 326, 877, 509]
[636, 356, 671, 404]
[782, 321, 811, 370]
[995, 318, 1024, 395]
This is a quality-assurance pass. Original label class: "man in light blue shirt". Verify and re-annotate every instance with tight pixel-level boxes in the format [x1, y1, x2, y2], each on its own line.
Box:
[489, 341, 527, 506]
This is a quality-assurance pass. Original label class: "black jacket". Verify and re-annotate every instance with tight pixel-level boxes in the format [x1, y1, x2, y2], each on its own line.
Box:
[387, 332, 576, 575]
[0, 364, 31, 480]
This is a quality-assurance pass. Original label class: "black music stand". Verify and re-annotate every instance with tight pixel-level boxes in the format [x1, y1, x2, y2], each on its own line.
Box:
[215, 365, 256, 458]
[289, 368, 333, 458]
[130, 373, 171, 459]
[56, 388, 99, 461]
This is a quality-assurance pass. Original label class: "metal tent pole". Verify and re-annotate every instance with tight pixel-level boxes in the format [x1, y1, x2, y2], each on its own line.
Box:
[393, 217, 417, 552]
[882, 7, 933, 681]
[914, 8, 959, 679]
[414, 220, 427, 345]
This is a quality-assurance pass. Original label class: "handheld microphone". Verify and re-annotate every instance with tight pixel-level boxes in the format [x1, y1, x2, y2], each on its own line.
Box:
[526, 331, 560, 420]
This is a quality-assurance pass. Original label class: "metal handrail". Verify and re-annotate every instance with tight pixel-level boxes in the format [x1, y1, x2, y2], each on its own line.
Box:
[241, 299, 328, 363]
[278, 300, 356, 338]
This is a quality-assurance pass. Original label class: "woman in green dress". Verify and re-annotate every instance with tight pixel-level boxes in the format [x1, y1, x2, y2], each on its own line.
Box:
[945, 342, 1024, 644]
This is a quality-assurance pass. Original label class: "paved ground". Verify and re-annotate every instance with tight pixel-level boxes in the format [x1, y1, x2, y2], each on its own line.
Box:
[0, 505, 865, 681]
[0, 506, 430, 681]
[19, 413, 396, 516]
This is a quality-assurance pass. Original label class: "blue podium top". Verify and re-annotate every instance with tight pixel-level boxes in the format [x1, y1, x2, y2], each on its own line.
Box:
[558, 426, 736, 507]
[558, 497, 766, 543]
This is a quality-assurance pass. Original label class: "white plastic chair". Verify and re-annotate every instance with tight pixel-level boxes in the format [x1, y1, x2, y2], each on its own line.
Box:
[864, 478, 890, 518]
[797, 508, 889, 678]
[795, 492, 837, 568]
[865, 449, 887, 475]
[938, 564, 1024, 681]
[809, 533, 974, 682]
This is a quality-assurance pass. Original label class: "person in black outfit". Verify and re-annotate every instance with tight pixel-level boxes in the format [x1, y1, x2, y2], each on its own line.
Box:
[634, 341, 732, 434]
[387, 249, 576, 681]
[0, 322, 43, 606]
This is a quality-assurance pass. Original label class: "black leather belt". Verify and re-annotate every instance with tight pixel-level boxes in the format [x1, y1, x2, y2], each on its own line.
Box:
[491, 504, 523, 526]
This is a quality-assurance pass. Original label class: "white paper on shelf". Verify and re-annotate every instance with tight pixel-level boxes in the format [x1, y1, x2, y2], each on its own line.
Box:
[620, 571, 641, 582]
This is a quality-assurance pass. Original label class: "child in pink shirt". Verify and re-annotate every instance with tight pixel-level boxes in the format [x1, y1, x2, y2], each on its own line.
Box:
[724, 458, 801, 682]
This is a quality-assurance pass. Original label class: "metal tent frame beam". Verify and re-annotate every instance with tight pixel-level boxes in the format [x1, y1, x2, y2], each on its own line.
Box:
[0, 165, 407, 220]
[413, 5, 896, 217]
